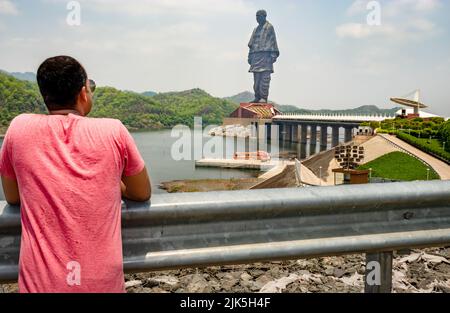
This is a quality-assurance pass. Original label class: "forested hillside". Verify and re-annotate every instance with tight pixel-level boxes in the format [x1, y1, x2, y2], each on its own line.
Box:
[0, 72, 238, 133]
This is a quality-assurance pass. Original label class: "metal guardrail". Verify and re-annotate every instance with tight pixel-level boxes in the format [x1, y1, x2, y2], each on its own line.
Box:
[1, 180, 450, 292]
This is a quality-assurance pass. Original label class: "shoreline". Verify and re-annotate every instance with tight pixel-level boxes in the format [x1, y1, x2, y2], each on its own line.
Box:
[159, 178, 261, 193]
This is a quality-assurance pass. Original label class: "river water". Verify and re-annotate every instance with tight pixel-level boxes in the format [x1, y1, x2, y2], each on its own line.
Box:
[0, 128, 344, 199]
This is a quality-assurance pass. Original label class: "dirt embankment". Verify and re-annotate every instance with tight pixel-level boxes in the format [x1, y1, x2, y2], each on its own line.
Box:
[160, 178, 260, 193]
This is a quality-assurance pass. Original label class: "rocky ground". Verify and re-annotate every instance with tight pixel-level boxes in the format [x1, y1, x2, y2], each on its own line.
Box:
[3, 247, 449, 293]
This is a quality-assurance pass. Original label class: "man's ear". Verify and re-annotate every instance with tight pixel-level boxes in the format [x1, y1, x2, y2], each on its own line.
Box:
[79, 86, 88, 103]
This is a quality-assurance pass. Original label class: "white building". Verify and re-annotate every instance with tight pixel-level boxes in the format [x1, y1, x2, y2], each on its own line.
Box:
[395, 108, 440, 119]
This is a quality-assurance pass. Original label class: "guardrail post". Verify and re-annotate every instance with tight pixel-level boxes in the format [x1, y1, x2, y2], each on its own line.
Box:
[364, 251, 393, 293]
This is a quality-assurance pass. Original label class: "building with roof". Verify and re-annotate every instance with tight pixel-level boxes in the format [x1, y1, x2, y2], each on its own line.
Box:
[229, 103, 281, 119]
[223, 103, 282, 127]
[395, 108, 440, 119]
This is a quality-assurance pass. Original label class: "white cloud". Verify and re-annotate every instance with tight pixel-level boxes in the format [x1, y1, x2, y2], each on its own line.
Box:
[336, 21, 436, 41]
[0, 0, 18, 15]
[336, 23, 395, 39]
[337, 0, 440, 41]
[393, 0, 440, 13]
[347, 0, 368, 16]
[46, 0, 253, 16]
[347, 0, 441, 16]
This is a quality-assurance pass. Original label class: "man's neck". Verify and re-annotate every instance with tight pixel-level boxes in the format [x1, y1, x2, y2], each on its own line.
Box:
[49, 109, 82, 116]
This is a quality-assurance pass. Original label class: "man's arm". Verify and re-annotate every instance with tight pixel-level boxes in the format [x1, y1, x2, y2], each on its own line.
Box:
[0, 127, 19, 205]
[121, 166, 151, 202]
[1, 175, 20, 205]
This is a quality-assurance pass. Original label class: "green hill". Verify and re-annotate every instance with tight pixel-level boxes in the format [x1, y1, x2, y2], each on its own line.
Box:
[0, 72, 238, 133]
[152, 88, 237, 127]
[225, 91, 255, 104]
[225, 91, 400, 115]
[0, 72, 46, 133]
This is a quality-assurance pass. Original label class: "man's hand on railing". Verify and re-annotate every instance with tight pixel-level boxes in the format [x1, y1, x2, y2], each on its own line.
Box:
[121, 166, 151, 202]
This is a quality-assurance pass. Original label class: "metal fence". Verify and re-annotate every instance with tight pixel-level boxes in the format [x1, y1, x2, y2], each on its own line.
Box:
[1, 180, 450, 292]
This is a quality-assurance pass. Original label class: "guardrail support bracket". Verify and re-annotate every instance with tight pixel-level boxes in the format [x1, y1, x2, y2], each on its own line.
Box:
[364, 251, 393, 293]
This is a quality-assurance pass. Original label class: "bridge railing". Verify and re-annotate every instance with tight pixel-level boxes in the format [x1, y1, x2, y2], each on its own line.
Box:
[1, 180, 450, 293]
[273, 113, 396, 122]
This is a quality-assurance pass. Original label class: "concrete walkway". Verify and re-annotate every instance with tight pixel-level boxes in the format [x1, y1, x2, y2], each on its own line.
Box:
[379, 134, 450, 180]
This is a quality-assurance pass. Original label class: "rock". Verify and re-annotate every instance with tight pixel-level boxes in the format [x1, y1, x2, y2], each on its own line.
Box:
[325, 267, 335, 276]
[143, 278, 159, 288]
[221, 273, 239, 290]
[240, 272, 254, 289]
[269, 267, 280, 276]
[255, 275, 272, 289]
[260, 274, 300, 293]
[252, 270, 265, 277]
[230, 271, 243, 279]
[151, 275, 180, 290]
[208, 278, 222, 291]
[334, 268, 346, 278]
[186, 274, 212, 293]
[296, 260, 309, 268]
[240, 272, 253, 281]
[125, 280, 142, 289]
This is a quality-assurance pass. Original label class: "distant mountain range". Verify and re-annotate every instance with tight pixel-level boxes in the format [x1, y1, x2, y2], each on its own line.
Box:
[0, 70, 36, 82]
[141, 91, 157, 97]
[225, 91, 401, 115]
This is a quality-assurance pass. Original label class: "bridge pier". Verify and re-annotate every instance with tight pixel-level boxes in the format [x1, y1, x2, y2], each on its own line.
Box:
[320, 126, 328, 147]
[332, 126, 340, 147]
[257, 121, 266, 141]
[292, 125, 299, 143]
[301, 124, 308, 144]
[344, 127, 353, 143]
[286, 124, 293, 142]
[310, 125, 318, 145]
[279, 124, 286, 141]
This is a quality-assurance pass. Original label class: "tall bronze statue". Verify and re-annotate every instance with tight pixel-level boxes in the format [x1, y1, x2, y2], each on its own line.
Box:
[248, 10, 280, 103]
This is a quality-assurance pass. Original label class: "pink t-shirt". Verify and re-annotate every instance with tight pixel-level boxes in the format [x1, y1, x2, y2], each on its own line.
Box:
[0, 113, 145, 293]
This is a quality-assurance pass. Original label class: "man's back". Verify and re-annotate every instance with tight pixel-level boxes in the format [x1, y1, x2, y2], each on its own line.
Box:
[0, 113, 145, 292]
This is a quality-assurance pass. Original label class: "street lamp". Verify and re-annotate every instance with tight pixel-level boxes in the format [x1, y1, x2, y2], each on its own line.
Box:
[369, 168, 372, 181]
[427, 168, 430, 181]
[319, 166, 323, 186]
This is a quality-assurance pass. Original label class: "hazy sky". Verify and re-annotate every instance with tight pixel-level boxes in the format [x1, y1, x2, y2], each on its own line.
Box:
[0, 0, 449, 116]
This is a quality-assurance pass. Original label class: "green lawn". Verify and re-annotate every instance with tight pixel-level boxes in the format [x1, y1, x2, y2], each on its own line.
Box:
[358, 152, 440, 181]
[412, 137, 446, 152]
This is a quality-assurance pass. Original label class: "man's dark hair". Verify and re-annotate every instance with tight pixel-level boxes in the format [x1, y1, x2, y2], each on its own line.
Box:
[37, 56, 88, 110]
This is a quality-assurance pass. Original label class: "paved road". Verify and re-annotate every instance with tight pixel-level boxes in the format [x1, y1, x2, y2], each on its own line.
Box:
[379, 134, 450, 180]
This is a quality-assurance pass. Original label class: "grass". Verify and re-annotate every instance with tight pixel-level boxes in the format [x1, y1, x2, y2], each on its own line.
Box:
[358, 152, 440, 181]
[413, 137, 446, 152]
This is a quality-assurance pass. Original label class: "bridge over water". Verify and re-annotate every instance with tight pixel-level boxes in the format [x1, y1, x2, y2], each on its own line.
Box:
[267, 113, 395, 147]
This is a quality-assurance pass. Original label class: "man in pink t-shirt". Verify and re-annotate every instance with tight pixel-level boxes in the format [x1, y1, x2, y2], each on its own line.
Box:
[0, 56, 151, 293]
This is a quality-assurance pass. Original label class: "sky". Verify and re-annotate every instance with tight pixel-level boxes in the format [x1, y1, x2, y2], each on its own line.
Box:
[0, 0, 449, 116]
